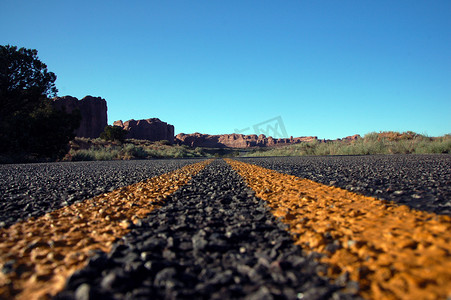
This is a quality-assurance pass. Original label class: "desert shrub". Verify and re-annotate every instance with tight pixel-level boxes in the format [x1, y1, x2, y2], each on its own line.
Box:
[363, 132, 380, 142]
[100, 125, 128, 143]
[66, 138, 212, 161]
[194, 147, 208, 157]
[122, 144, 148, 159]
[93, 149, 119, 160]
[414, 136, 451, 154]
[244, 131, 450, 157]
[69, 149, 95, 161]
[156, 140, 171, 146]
[69, 148, 120, 161]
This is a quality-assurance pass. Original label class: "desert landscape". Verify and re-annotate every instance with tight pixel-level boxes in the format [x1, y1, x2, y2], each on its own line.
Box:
[1, 1, 450, 299]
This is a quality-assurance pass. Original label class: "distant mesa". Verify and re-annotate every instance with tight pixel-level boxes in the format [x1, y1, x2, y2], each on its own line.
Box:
[175, 133, 320, 148]
[53, 96, 174, 143]
[52, 94, 359, 147]
[53, 95, 107, 138]
[113, 118, 175, 144]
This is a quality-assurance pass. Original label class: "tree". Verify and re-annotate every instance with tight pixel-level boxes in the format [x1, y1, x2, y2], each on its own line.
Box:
[0, 45, 80, 161]
[100, 125, 128, 143]
[0, 45, 57, 117]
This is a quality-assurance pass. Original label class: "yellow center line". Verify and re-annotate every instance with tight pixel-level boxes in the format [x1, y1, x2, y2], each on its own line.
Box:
[0, 160, 211, 300]
[226, 159, 451, 300]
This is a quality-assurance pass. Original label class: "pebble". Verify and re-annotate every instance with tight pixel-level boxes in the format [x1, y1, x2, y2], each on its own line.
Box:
[0, 161, 208, 299]
[55, 160, 359, 299]
[238, 155, 451, 216]
[227, 158, 451, 300]
[0, 159, 205, 228]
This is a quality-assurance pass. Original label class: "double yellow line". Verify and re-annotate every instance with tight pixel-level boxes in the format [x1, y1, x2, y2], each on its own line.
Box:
[226, 159, 451, 300]
[1, 159, 450, 299]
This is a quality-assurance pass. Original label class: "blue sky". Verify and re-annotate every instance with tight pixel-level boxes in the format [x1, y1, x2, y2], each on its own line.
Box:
[1, 1, 450, 139]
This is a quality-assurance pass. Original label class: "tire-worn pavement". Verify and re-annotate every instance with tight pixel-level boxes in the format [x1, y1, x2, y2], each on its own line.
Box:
[237, 154, 451, 216]
[0, 159, 205, 228]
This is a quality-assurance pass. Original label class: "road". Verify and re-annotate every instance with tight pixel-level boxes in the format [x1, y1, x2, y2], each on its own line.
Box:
[236, 155, 451, 216]
[0, 155, 450, 299]
[0, 159, 205, 228]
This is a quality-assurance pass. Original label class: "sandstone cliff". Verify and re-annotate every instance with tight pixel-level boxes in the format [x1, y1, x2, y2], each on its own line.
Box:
[113, 118, 175, 144]
[52, 96, 107, 138]
[175, 133, 319, 148]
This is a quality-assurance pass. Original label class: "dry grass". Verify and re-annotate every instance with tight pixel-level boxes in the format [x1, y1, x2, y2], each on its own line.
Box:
[66, 138, 211, 161]
[65, 132, 451, 161]
[246, 132, 451, 157]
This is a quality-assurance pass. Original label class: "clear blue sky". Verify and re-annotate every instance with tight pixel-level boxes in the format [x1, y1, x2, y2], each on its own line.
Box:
[2, 1, 450, 139]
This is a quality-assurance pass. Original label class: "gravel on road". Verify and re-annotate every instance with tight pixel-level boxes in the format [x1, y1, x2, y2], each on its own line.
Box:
[1, 155, 450, 299]
[55, 159, 359, 300]
[237, 154, 451, 216]
[227, 159, 451, 300]
[0, 161, 209, 299]
[0, 159, 206, 228]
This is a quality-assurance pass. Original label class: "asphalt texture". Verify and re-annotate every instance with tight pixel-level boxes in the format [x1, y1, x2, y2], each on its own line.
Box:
[55, 159, 359, 300]
[0, 159, 205, 228]
[2, 155, 449, 299]
[237, 154, 451, 216]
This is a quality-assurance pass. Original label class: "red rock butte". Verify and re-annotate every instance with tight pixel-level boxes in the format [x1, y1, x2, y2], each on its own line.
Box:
[52, 95, 361, 147]
[53, 96, 107, 139]
[113, 119, 175, 144]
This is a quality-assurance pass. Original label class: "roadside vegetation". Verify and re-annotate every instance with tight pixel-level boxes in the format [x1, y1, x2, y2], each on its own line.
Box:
[66, 131, 451, 161]
[0, 45, 80, 163]
[66, 138, 212, 161]
[245, 131, 451, 157]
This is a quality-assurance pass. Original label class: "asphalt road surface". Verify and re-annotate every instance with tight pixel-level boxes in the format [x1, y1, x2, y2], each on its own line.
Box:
[0, 155, 450, 299]
[237, 154, 451, 216]
[0, 159, 205, 228]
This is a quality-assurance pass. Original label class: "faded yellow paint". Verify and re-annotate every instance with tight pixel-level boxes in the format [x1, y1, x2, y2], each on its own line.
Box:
[226, 159, 451, 300]
[0, 160, 211, 300]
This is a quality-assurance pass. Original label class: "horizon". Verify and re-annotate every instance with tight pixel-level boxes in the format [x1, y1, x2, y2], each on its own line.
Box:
[81, 105, 449, 139]
[2, 1, 450, 140]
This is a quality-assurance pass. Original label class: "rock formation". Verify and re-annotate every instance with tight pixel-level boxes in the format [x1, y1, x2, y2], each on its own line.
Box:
[340, 134, 362, 142]
[113, 118, 175, 144]
[175, 133, 319, 148]
[53, 96, 107, 138]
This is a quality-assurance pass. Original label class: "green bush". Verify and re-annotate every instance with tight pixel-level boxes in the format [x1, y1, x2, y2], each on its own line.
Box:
[100, 125, 128, 143]
[122, 144, 148, 159]
[70, 148, 121, 161]
[156, 140, 171, 146]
